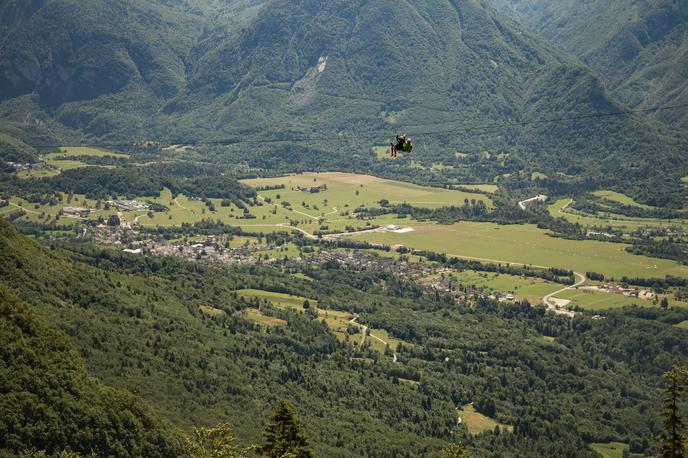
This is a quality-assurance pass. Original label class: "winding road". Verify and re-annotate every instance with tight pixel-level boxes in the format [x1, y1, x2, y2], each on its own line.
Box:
[543, 272, 586, 316]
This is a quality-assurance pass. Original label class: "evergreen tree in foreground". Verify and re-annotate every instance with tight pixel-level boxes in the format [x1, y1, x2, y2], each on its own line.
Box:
[260, 400, 313, 458]
[444, 443, 470, 458]
[185, 422, 248, 458]
[659, 366, 686, 458]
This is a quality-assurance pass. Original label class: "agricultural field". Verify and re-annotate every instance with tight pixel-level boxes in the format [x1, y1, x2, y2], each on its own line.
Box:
[553, 288, 648, 311]
[426, 270, 561, 305]
[673, 320, 688, 330]
[235, 289, 407, 356]
[42, 147, 129, 171]
[549, 198, 688, 231]
[356, 221, 688, 280]
[589, 442, 629, 458]
[592, 190, 651, 208]
[456, 404, 512, 435]
[242, 308, 287, 327]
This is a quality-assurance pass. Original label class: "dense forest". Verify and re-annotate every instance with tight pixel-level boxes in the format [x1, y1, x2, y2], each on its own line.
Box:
[1, 217, 687, 456]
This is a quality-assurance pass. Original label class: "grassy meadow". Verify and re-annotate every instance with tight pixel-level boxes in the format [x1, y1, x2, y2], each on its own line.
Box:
[236, 289, 407, 356]
[457, 404, 512, 435]
[549, 198, 688, 231]
[589, 442, 628, 458]
[356, 221, 688, 279]
[554, 288, 648, 311]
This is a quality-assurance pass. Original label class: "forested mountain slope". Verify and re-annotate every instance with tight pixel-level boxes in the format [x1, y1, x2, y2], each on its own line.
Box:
[0, 0, 685, 205]
[485, 0, 688, 128]
[0, 284, 183, 456]
[1, 216, 688, 456]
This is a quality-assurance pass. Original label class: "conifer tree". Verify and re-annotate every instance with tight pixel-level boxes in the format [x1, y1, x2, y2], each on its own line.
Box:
[444, 443, 470, 458]
[260, 400, 313, 458]
[185, 422, 247, 458]
[659, 366, 686, 458]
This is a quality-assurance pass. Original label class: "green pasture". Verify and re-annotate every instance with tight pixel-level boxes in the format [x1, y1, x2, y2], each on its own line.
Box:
[242, 171, 493, 207]
[236, 289, 316, 309]
[55, 146, 130, 158]
[236, 288, 407, 356]
[242, 308, 287, 327]
[548, 199, 688, 231]
[457, 404, 512, 435]
[16, 166, 59, 179]
[356, 221, 688, 279]
[592, 190, 651, 208]
[459, 184, 498, 193]
[589, 442, 628, 458]
[41, 146, 129, 171]
[554, 288, 647, 310]
[440, 270, 561, 304]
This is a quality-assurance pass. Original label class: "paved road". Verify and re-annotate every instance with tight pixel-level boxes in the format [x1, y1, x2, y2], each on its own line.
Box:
[543, 272, 586, 317]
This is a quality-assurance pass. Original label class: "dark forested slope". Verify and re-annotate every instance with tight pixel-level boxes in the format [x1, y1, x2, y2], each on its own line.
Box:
[1, 217, 688, 456]
[1, 0, 685, 204]
[485, 0, 688, 128]
[0, 284, 183, 457]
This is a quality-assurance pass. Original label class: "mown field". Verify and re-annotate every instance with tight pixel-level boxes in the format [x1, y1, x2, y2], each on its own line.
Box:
[425, 270, 561, 305]
[555, 288, 647, 311]
[356, 221, 688, 280]
[236, 289, 407, 356]
[589, 442, 628, 458]
[549, 198, 688, 231]
[456, 404, 512, 436]
[42, 147, 130, 171]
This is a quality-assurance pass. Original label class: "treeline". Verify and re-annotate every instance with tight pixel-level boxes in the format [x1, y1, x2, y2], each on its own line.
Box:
[626, 238, 688, 265]
[2, 218, 687, 456]
[572, 196, 688, 220]
[414, 249, 575, 285]
[0, 165, 256, 201]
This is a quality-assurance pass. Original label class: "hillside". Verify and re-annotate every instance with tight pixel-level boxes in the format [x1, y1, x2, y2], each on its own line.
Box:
[2, 215, 688, 456]
[0, 284, 182, 456]
[0, 0, 686, 207]
[485, 0, 688, 128]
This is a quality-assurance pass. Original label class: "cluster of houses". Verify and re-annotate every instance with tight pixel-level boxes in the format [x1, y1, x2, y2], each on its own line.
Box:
[581, 284, 656, 300]
[110, 200, 149, 211]
[62, 206, 91, 217]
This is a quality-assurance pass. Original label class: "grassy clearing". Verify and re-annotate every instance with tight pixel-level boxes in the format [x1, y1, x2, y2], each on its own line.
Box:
[16, 166, 59, 179]
[674, 320, 688, 330]
[236, 289, 410, 354]
[238, 289, 352, 342]
[549, 198, 688, 231]
[43, 157, 88, 171]
[589, 442, 628, 458]
[440, 270, 561, 304]
[235, 172, 494, 235]
[242, 308, 287, 327]
[56, 146, 130, 158]
[357, 222, 688, 279]
[41, 147, 130, 171]
[459, 184, 498, 193]
[457, 404, 512, 435]
[592, 190, 651, 208]
[555, 288, 647, 310]
[237, 289, 315, 309]
[199, 305, 226, 317]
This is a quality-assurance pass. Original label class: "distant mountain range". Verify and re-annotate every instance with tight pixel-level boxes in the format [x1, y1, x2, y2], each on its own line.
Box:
[485, 0, 688, 128]
[0, 0, 686, 204]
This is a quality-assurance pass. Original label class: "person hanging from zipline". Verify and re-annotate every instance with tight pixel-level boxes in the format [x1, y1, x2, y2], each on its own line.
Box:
[391, 134, 413, 158]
